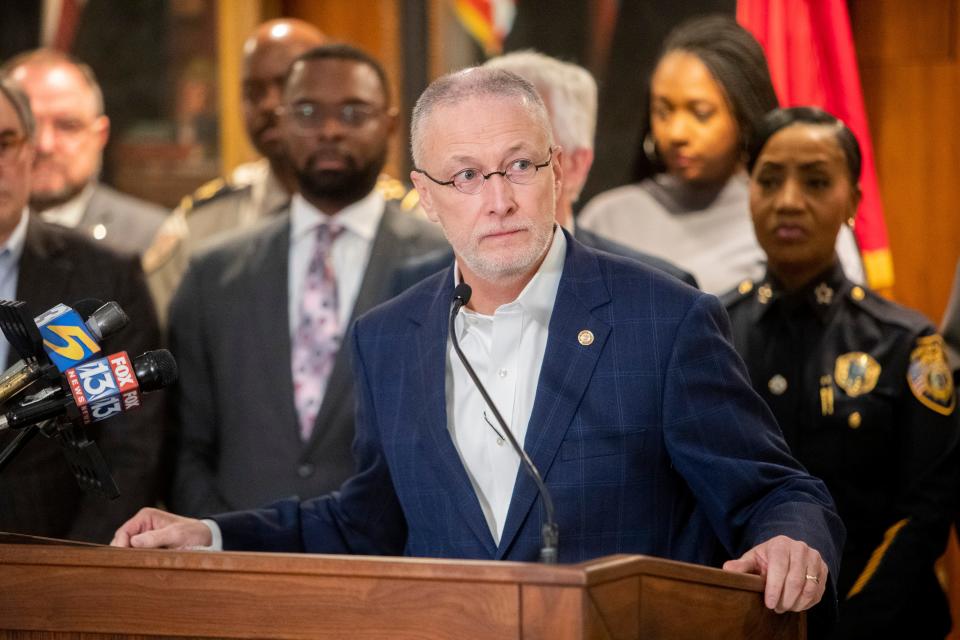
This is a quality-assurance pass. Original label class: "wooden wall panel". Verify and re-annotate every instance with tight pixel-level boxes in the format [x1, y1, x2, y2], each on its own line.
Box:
[852, 5, 960, 635]
[852, 0, 960, 323]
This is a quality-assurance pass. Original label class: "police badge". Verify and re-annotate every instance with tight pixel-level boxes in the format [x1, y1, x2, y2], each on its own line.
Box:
[907, 335, 956, 416]
[835, 352, 881, 397]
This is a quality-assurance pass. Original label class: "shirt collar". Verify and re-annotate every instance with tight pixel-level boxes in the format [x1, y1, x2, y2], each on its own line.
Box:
[455, 224, 566, 329]
[290, 189, 385, 244]
[755, 259, 849, 325]
[0, 208, 30, 264]
[37, 183, 95, 229]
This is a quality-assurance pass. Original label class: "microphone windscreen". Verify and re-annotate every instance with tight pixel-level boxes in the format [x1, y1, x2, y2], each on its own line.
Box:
[452, 283, 472, 306]
[132, 349, 178, 392]
[85, 302, 129, 341]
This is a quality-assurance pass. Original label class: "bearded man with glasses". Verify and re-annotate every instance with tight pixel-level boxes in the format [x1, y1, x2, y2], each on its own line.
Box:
[163, 44, 445, 519]
[115, 66, 844, 623]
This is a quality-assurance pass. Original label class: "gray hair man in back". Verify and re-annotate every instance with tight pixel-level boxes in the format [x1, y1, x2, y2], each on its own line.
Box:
[394, 51, 697, 290]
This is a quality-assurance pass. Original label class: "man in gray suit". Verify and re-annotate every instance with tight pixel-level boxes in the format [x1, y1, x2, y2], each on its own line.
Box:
[2, 49, 165, 256]
[167, 44, 446, 516]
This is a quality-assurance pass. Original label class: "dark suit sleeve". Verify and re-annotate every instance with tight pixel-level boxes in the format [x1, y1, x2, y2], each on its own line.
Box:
[661, 293, 845, 592]
[830, 330, 960, 637]
[166, 260, 233, 517]
[214, 314, 407, 554]
[67, 255, 166, 542]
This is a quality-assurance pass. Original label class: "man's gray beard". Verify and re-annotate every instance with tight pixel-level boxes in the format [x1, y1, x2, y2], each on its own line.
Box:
[455, 222, 554, 284]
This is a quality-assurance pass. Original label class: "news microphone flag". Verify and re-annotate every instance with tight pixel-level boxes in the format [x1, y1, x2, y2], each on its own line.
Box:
[65, 352, 141, 425]
[35, 303, 101, 372]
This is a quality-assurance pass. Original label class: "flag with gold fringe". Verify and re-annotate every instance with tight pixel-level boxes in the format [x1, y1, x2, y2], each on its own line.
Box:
[451, 0, 517, 57]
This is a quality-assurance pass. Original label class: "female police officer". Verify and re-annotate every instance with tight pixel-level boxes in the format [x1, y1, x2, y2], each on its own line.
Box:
[724, 107, 959, 638]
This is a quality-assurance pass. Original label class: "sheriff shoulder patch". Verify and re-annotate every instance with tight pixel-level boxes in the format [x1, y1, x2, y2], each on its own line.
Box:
[907, 335, 956, 415]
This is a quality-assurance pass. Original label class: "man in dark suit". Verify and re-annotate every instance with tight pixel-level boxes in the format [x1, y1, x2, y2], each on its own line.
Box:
[0, 78, 163, 543]
[392, 51, 696, 292]
[115, 66, 842, 616]
[2, 49, 165, 256]
[165, 45, 446, 517]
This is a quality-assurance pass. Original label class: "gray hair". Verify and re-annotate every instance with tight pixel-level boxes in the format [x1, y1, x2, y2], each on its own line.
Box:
[0, 78, 36, 140]
[410, 66, 553, 167]
[0, 48, 105, 116]
[484, 51, 596, 152]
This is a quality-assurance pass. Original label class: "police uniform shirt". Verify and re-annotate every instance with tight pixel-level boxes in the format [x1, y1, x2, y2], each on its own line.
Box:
[723, 261, 959, 638]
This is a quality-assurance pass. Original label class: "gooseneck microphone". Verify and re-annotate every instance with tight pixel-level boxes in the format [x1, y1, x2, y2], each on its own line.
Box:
[449, 283, 559, 564]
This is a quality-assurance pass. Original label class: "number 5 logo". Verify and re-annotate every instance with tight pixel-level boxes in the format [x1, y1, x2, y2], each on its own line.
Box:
[43, 325, 100, 361]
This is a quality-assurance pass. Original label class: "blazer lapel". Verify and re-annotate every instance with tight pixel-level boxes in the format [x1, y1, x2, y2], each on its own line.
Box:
[411, 269, 499, 556]
[11, 217, 74, 366]
[250, 217, 298, 434]
[496, 235, 612, 558]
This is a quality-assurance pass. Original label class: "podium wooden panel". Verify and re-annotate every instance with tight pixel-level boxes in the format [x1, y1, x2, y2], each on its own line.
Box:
[0, 535, 803, 639]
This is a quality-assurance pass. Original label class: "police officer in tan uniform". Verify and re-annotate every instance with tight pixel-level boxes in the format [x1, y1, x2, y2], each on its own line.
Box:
[143, 18, 325, 324]
[724, 107, 960, 639]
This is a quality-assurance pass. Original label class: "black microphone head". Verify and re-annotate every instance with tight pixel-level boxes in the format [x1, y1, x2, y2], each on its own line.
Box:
[452, 283, 472, 307]
[132, 349, 178, 393]
[84, 302, 129, 341]
[72, 299, 104, 322]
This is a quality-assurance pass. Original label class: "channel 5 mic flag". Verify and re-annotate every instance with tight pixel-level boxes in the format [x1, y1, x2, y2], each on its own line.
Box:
[35, 303, 101, 372]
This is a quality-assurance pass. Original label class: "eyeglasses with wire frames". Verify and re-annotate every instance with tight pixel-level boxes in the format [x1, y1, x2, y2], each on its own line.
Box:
[280, 101, 383, 133]
[414, 147, 553, 195]
[0, 133, 28, 164]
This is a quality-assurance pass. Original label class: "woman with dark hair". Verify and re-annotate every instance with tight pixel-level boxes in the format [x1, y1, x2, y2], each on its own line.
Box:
[579, 15, 863, 294]
[725, 106, 958, 639]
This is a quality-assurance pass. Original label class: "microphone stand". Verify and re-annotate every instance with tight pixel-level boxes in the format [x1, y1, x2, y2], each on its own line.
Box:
[449, 284, 559, 563]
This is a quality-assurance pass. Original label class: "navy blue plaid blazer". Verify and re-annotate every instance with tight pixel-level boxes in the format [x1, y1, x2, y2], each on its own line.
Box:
[216, 231, 843, 584]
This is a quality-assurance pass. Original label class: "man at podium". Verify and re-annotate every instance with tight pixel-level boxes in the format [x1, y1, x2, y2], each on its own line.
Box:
[113, 67, 844, 616]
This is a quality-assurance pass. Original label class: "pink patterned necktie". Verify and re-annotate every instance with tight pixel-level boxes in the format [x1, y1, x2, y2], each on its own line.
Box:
[292, 222, 343, 440]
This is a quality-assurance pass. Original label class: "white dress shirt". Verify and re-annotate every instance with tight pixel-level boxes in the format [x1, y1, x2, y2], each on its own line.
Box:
[203, 224, 565, 550]
[287, 190, 385, 334]
[38, 183, 94, 230]
[447, 226, 565, 543]
[0, 209, 30, 367]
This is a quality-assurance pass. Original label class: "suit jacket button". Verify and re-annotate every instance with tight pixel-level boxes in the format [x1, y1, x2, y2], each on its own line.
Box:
[297, 463, 315, 478]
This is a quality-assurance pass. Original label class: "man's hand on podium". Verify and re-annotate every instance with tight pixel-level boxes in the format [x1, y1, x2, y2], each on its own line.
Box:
[723, 535, 828, 614]
[110, 507, 212, 549]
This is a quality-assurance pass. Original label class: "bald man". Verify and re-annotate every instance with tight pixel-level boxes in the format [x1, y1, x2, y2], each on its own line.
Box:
[142, 19, 325, 324]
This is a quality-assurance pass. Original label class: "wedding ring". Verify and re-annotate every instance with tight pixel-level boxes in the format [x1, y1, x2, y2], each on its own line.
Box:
[805, 574, 820, 585]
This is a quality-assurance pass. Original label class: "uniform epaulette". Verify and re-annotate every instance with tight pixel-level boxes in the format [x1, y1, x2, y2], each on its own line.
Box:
[847, 284, 930, 333]
[720, 279, 757, 309]
[179, 177, 245, 215]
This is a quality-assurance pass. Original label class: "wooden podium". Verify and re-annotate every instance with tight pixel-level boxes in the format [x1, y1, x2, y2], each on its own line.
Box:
[0, 535, 803, 639]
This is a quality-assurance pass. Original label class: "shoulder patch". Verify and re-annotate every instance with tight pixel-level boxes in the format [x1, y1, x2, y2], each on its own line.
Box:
[141, 212, 187, 274]
[907, 334, 956, 415]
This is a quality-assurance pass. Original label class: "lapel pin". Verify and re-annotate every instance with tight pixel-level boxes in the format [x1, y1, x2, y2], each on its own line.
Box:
[578, 329, 594, 346]
[768, 374, 788, 395]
